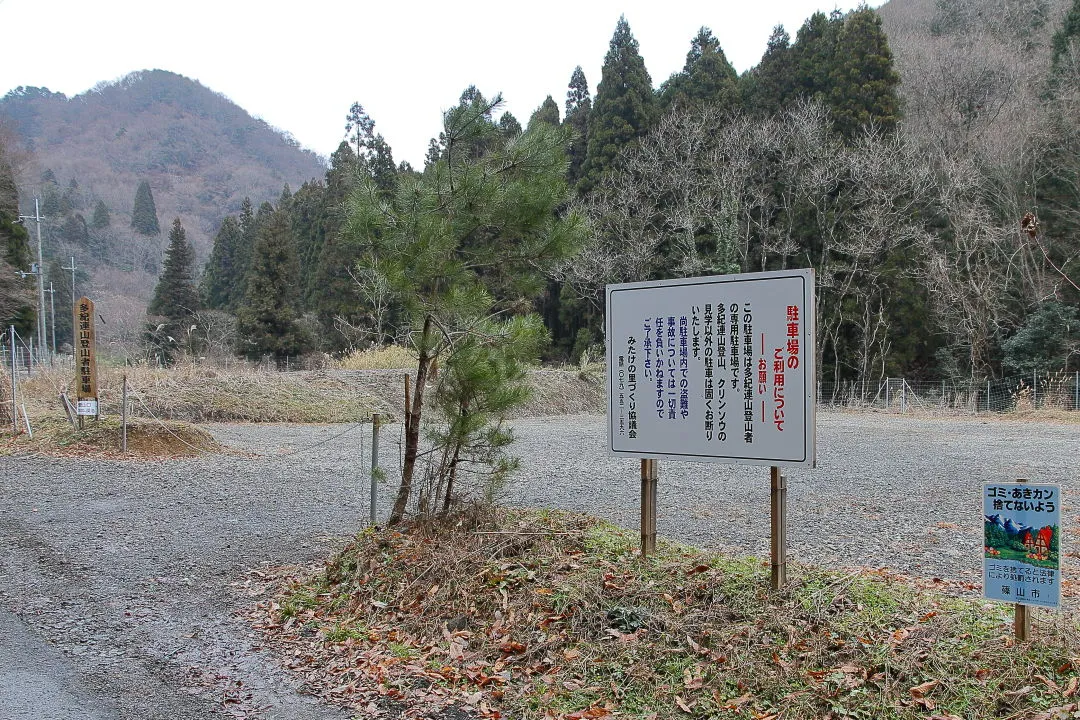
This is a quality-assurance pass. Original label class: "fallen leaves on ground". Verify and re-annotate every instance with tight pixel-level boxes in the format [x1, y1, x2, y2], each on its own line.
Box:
[241, 509, 1080, 720]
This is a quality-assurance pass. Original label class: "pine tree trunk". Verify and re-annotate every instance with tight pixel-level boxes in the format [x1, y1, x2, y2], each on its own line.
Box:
[441, 443, 461, 517]
[389, 314, 434, 524]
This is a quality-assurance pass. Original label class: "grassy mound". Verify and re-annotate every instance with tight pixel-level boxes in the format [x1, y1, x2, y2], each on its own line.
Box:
[1, 414, 222, 458]
[250, 509, 1080, 720]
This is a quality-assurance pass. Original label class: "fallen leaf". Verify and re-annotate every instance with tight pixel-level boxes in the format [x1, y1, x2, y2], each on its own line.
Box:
[675, 695, 694, 713]
[1029, 704, 1079, 720]
[724, 693, 754, 709]
[1065, 677, 1079, 697]
[1005, 685, 1034, 699]
[1036, 674, 1061, 693]
[910, 680, 940, 698]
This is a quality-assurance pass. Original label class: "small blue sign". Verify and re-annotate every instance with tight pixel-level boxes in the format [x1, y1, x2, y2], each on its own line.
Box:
[983, 482, 1061, 609]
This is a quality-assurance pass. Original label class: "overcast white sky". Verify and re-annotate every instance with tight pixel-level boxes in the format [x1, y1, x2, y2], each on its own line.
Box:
[0, 0, 883, 168]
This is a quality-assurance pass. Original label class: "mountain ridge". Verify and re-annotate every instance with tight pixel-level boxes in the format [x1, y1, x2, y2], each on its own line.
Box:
[0, 68, 328, 265]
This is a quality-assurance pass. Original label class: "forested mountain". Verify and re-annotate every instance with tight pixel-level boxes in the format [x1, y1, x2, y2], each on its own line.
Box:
[0, 70, 324, 269]
[0, 69, 325, 353]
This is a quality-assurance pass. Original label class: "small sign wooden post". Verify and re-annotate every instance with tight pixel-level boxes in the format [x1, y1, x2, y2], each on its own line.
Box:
[1015, 479, 1031, 642]
[75, 297, 98, 428]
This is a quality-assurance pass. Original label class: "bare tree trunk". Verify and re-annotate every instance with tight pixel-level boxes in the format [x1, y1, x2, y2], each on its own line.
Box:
[441, 443, 461, 517]
[390, 314, 434, 524]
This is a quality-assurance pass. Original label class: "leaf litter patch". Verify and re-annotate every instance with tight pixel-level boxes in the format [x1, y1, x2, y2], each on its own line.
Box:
[245, 509, 1080, 720]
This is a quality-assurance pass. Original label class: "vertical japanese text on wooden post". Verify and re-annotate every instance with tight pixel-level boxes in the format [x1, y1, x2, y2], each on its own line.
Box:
[75, 297, 98, 417]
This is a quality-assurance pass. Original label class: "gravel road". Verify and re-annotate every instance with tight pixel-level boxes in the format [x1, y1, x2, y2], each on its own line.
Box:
[1, 411, 1078, 719]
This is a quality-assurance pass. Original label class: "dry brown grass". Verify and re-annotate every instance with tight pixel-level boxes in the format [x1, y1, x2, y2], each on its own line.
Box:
[335, 345, 415, 370]
[1, 414, 221, 458]
[3, 361, 605, 428]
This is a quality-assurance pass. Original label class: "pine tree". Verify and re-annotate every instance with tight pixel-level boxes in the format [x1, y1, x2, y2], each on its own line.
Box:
[790, 11, 844, 103]
[565, 66, 592, 188]
[131, 179, 160, 236]
[0, 139, 33, 334]
[741, 26, 795, 116]
[528, 96, 560, 130]
[287, 180, 329, 305]
[828, 7, 900, 138]
[344, 101, 397, 197]
[499, 112, 523, 139]
[343, 95, 587, 523]
[1052, 0, 1080, 74]
[201, 216, 245, 310]
[61, 213, 88, 246]
[91, 200, 110, 229]
[147, 218, 200, 363]
[659, 27, 740, 114]
[314, 144, 368, 347]
[236, 206, 307, 359]
[580, 16, 659, 193]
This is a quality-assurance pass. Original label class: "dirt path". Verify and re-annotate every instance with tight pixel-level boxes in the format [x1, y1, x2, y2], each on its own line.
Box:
[0, 432, 366, 720]
[1, 412, 1079, 719]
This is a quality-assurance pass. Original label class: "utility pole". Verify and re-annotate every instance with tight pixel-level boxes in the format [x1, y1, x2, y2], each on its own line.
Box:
[61, 256, 77, 305]
[45, 283, 56, 355]
[17, 199, 46, 360]
[62, 256, 77, 352]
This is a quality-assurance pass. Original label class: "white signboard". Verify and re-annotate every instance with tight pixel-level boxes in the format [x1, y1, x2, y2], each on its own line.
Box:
[606, 269, 816, 467]
[984, 482, 1060, 609]
[76, 399, 98, 417]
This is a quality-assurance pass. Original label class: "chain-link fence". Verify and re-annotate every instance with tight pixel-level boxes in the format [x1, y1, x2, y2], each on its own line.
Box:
[819, 372, 1080, 414]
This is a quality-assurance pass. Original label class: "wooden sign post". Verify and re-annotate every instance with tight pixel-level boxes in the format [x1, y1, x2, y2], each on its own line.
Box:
[771, 466, 788, 589]
[75, 297, 98, 428]
[640, 459, 657, 557]
[1014, 478, 1031, 642]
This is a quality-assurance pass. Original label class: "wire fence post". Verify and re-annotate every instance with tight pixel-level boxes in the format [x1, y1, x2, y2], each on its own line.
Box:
[370, 413, 381, 526]
[1033, 369, 1038, 408]
[121, 373, 128, 453]
[987, 379, 992, 413]
[1075, 371, 1079, 412]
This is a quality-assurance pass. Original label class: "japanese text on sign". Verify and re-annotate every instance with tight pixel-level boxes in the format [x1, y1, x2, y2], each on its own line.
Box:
[607, 269, 816, 467]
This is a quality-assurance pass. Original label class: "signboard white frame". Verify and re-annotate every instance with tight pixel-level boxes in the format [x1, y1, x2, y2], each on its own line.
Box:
[606, 269, 816, 467]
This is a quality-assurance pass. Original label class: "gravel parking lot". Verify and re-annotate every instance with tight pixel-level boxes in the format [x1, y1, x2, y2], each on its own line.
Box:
[1, 411, 1078, 718]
